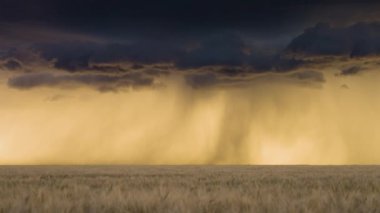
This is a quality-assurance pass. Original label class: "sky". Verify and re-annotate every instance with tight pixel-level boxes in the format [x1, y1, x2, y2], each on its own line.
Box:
[1, 0, 380, 164]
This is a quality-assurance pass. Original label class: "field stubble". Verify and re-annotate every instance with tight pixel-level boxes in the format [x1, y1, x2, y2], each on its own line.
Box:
[0, 166, 379, 212]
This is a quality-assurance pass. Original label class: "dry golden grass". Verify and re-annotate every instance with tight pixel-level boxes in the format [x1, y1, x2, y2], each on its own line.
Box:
[0, 166, 379, 212]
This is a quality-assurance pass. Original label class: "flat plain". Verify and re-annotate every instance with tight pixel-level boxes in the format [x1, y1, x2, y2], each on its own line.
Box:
[0, 166, 379, 212]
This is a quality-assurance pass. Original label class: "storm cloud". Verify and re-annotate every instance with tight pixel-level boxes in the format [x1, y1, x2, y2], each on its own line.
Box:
[2, 59, 22, 70]
[1, 0, 380, 90]
[7, 72, 154, 91]
[1, 32, 302, 76]
[286, 22, 380, 57]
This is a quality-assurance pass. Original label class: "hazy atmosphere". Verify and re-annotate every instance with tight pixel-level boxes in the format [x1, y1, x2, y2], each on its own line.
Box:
[1, 0, 380, 164]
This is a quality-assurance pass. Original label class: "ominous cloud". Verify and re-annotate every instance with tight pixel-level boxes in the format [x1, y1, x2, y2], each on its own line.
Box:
[286, 22, 380, 57]
[176, 34, 247, 68]
[1, 1, 380, 90]
[13, 33, 301, 75]
[2, 59, 22, 70]
[7, 72, 154, 91]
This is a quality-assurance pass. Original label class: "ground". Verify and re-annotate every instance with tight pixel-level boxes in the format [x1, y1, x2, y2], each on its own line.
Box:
[0, 166, 379, 212]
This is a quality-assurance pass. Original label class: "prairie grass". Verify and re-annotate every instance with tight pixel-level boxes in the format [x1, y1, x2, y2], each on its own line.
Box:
[0, 166, 379, 212]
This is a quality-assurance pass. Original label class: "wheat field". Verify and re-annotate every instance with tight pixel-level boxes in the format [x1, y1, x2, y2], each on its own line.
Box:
[0, 166, 379, 212]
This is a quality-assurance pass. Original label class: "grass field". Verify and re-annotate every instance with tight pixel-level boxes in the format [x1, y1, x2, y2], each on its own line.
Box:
[0, 166, 379, 212]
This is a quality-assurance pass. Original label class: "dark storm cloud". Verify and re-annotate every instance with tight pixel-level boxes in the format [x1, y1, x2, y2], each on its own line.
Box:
[131, 64, 144, 70]
[184, 72, 252, 89]
[2, 0, 380, 42]
[33, 41, 184, 71]
[8, 1, 380, 27]
[34, 42, 99, 71]
[0, 0, 311, 32]
[2, 59, 22, 70]
[8, 72, 154, 91]
[218, 67, 245, 77]
[176, 34, 247, 68]
[185, 70, 326, 89]
[1, 0, 380, 90]
[143, 69, 170, 77]
[90, 65, 127, 73]
[286, 22, 380, 57]
[30, 35, 299, 72]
